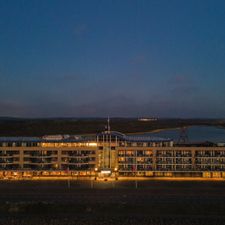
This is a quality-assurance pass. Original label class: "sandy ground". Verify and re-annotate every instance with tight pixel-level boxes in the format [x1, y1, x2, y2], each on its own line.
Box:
[0, 180, 225, 225]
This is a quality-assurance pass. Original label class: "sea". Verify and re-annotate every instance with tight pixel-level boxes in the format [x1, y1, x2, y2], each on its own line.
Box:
[145, 126, 225, 143]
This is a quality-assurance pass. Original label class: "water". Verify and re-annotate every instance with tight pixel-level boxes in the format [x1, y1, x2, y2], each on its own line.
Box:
[146, 126, 225, 143]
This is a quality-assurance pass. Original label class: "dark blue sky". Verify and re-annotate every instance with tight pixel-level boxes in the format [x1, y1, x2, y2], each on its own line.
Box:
[1, 0, 225, 118]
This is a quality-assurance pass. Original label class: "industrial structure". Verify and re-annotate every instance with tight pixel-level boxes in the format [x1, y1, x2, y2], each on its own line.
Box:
[0, 122, 225, 179]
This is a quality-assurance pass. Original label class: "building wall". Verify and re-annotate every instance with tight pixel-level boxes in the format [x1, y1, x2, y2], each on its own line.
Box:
[117, 147, 225, 177]
[1, 143, 225, 178]
[0, 146, 97, 171]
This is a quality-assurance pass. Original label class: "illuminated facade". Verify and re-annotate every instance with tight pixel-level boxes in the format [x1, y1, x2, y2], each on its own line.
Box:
[0, 131, 225, 179]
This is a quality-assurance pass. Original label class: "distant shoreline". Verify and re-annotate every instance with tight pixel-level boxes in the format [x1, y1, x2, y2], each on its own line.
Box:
[126, 127, 182, 135]
[126, 125, 225, 136]
[16, 125, 225, 137]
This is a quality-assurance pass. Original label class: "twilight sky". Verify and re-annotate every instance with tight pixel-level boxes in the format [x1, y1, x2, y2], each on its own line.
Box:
[1, 0, 225, 118]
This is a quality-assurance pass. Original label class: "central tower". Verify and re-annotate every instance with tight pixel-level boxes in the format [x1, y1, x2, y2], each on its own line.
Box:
[96, 118, 118, 175]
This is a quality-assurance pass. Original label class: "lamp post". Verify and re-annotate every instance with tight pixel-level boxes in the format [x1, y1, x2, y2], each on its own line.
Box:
[66, 166, 70, 189]
[114, 167, 118, 180]
[133, 164, 138, 189]
[94, 167, 98, 180]
[113, 167, 118, 188]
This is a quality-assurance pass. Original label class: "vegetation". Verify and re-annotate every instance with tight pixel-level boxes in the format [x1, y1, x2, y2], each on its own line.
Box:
[0, 117, 224, 136]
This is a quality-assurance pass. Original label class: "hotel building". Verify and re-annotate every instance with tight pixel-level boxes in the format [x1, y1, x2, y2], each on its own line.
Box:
[0, 129, 225, 179]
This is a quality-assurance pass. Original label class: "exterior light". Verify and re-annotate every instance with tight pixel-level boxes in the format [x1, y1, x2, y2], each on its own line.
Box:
[88, 143, 97, 146]
[94, 167, 98, 172]
[101, 170, 111, 174]
[114, 167, 118, 171]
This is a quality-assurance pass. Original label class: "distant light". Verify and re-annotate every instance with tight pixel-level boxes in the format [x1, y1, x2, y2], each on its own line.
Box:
[94, 167, 98, 171]
[138, 118, 157, 122]
[114, 167, 118, 171]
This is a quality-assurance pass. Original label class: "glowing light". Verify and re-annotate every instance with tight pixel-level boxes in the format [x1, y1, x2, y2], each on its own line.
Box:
[101, 170, 111, 174]
[88, 142, 97, 146]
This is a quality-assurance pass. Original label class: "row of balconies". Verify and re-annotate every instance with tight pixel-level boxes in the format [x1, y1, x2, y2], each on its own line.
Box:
[195, 159, 225, 164]
[1, 150, 225, 157]
[118, 164, 225, 171]
[157, 154, 192, 157]
[119, 150, 225, 157]
[118, 167, 194, 172]
[0, 158, 19, 163]
[23, 154, 95, 158]
[62, 154, 96, 158]
[118, 142, 171, 147]
[62, 159, 94, 163]
[119, 161, 153, 164]
[0, 154, 20, 157]
[0, 158, 224, 166]
[61, 164, 95, 170]
[118, 163, 193, 166]
[156, 159, 192, 164]
[118, 154, 193, 157]
[195, 153, 225, 157]
[0, 165, 224, 171]
[117, 156, 225, 161]
[118, 154, 151, 157]
[0, 160, 96, 164]
[0, 143, 39, 147]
